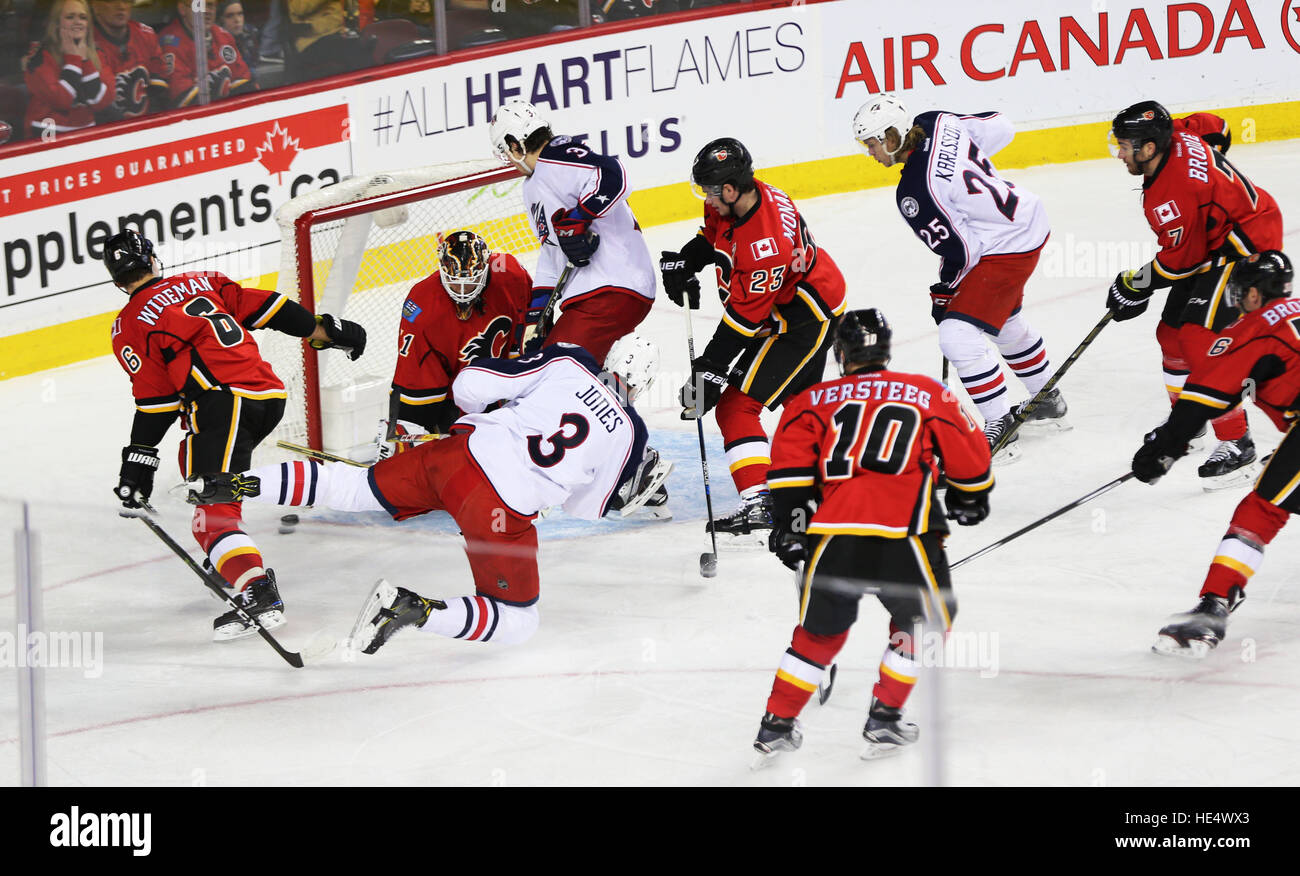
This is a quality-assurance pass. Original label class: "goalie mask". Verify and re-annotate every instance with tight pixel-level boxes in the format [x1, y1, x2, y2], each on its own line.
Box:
[604, 333, 659, 405]
[490, 99, 550, 168]
[1225, 250, 1293, 309]
[438, 231, 491, 312]
[852, 93, 911, 157]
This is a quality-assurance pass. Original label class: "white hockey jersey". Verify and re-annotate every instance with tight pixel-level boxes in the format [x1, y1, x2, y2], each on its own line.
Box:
[895, 111, 1051, 288]
[452, 343, 648, 519]
[523, 135, 656, 305]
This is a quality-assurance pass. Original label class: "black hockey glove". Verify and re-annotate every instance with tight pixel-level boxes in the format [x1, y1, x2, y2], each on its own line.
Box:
[768, 523, 809, 571]
[310, 313, 367, 361]
[552, 208, 600, 267]
[1106, 269, 1153, 322]
[930, 283, 955, 324]
[115, 444, 159, 510]
[679, 357, 730, 420]
[1131, 427, 1187, 485]
[660, 251, 701, 309]
[945, 489, 990, 526]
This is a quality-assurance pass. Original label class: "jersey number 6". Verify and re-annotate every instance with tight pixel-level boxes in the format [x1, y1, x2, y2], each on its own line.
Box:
[183, 297, 244, 347]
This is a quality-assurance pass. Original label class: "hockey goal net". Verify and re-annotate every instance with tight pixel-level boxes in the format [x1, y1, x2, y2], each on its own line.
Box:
[262, 160, 539, 458]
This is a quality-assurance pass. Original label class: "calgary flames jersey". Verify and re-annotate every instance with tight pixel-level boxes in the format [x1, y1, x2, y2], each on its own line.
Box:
[701, 179, 846, 339]
[111, 272, 290, 419]
[767, 368, 992, 537]
[391, 252, 533, 431]
[94, 20, 168, 118]
[158, 20, 253, 107]
[1143, 126, 1281, 283]
[1178, 297, 1300, 433]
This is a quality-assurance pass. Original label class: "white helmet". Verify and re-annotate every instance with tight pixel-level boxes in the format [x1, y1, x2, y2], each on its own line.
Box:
[490, 99, 550, 166]
[604, 333, 660, 405]
[852, 93, 911, 153]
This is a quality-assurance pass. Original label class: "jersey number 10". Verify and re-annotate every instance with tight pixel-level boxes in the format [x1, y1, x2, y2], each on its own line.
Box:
[824, 402, 921, 479]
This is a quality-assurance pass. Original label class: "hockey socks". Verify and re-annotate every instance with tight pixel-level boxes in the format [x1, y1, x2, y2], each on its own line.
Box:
[993, 314, 1052, 396]
[1201, 492, 1289, 598]
[872, 623, 923, 710]
[192, 502, 265, 591]
[940, 320, 1010, 421]
[716, 390, 770, 493]
[244, 460, 385, 513]
[418, 595, 540, 646]
[765, 626, 847, 719]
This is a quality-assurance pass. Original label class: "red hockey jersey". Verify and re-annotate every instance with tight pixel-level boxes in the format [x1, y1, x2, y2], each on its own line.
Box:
[158, 19, 254, 107]
[1178, 297, 1300, 434]
[94, 19, 169, 118]
[701, 180, 846, 340]
[111, 272, 290, 418]
[22, 47, 115, 136]
[391, 253, 533, 424]
[1143, 127, 1281, 283]
[767, 368, 993, 537]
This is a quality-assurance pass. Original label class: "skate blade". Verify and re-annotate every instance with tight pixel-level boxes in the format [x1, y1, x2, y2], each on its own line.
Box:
[1018, 416, 1073, 434]
[1152, 634, 1213, 659]
[625, 504, 673, 521]
[991, 442, 1023, 467]
[1199, 463, 1259, 492]
[620, 460, 674, 516]
[709, 529, 771, 549]
[213, 609, 285, 642]
[345, 578, 397, 656]
[859, 740, 915, 761]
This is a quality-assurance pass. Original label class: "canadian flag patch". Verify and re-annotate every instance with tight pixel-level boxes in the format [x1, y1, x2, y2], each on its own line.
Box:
[751, 237, 778, 260]
[1154, 200, 1181, 224]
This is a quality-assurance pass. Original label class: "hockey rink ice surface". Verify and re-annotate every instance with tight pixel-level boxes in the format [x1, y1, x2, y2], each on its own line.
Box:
[2, 144, 1298, 786]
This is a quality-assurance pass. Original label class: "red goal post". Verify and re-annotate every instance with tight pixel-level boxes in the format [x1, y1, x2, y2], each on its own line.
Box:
[263, 160, 539, 457]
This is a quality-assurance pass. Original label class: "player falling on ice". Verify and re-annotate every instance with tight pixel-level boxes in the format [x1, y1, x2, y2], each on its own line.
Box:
[1107, 100, 1283, 489]
[853, 94, 1066, 463]
[1131, 251, 1298, 657]
[753, 309, 992, 764]
[106, 229, 366, 640]
[378, 229, 533, 455]
[212, 343, 671, 652]
[662, 137, 846, 536]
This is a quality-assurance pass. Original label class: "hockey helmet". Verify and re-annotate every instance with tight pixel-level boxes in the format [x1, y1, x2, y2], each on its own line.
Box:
[1109, 100, 1173, 157]
[690, 137, 754, 199]
[103, 229, 157, 287]
[438, 230, 491, 308]
[833, 309, 892, 373]
[489, 99, 550, 165]
[852, 93, 911, 152]
[1225, 250, 1293, 309]
[604, 333, 660, 404]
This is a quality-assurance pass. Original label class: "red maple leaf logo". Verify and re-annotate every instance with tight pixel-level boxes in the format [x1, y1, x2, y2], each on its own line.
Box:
[256, 122, 301, 183]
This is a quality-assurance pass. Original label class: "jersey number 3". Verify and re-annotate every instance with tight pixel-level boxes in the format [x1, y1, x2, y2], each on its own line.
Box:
[527, 413, 591, 468]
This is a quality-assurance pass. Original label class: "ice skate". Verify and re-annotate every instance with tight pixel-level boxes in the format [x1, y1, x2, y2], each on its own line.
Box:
[860, 699, 919, 760]
[606, 447, 673, 518]
[1152, 589, 1243, 659]
[1011, 388, 1071, 432]
[983, 413, 1023, 466]
[348, 579, 443, 656]
[1197, 434, 1257, 491]
[750, 712, 803, 769]
[708, 490, 774, 538]
[213, 570, 285, 641]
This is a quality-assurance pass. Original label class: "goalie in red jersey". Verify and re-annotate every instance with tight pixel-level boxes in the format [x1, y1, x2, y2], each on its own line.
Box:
[663, 138, 846, 536]
[751, 309, 992, 764]
[379, 230, 533, 455]
[1132, 251, 1300, 658]
[1107, 101, 1283, 488]
[106, 230, 366, 642]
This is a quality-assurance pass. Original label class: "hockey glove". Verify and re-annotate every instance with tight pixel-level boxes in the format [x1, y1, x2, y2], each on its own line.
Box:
[115, 444, 159, 509]
[660, 251, 701, 309]
[768, 523, 809, 571]
[186, 472, 261, 505]
[552, 208, 600, 267]
[1106, 269, 1153, 322]
[945, 489, 990, 526]
[376, 419, 439, 460]
[1131, 428, 1187, 484]
[930, 283, 955, 324]
[679, 357, 730, 420]
[310, 314, 367, 361]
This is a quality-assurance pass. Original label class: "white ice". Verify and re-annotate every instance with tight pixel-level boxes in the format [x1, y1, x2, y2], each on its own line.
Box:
[2, 143, 1298, 786]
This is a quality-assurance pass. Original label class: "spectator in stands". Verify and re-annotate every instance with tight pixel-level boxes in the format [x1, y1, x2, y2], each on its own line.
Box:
[91, 0, 170, 120]
[23, 0, 115, 139]
[158, 0, 257, 106]
[218, 0, 261, 67]
[285, 0, 367, 82]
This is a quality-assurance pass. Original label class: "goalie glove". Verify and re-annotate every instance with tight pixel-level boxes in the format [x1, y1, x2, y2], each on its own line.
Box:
[1106, 269, 1154, 322]
[115, 444, 159, 509]
[310, 314, 367, 361]
[551, 208, 600, 267]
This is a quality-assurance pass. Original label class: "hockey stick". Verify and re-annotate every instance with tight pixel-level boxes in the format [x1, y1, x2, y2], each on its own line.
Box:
[276, 440, 368, 467]
[792, 560, 837, 704]
[949, 471, 1134, 571]
[684, 303, 719, 578]
[124, 505, 305, 668]
[532, 264, 575, 345]
[991, 310, 1113, 455]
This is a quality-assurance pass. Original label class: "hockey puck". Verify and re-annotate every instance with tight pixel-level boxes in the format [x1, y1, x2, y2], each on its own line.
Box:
[281, 514, 299, 525]
[699, 552, 717, 578]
